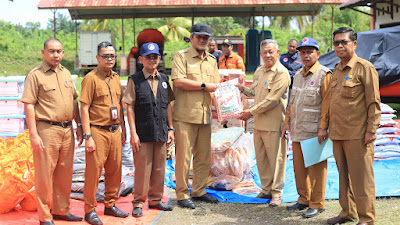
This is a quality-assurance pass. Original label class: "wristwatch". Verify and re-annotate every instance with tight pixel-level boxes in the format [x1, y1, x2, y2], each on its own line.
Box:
[168, 128, 175, 132]
[201, 82, 206, 90]
[83, 133, 92, 140]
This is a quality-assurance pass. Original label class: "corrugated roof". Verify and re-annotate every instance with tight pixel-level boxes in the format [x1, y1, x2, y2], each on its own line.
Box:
[38, 0, 347, 19]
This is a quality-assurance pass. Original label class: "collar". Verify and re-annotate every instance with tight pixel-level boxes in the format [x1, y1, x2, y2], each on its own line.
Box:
[337, 53, 358, 71]
[97, 66, 115, 78]
[263, 60, 280, 72]
[41, 60, 62, 73]
[188, 46, 209, 60]
[142, 68, 160, 80]
[290, 52, 299, 60]
[301, 61, 320, 77]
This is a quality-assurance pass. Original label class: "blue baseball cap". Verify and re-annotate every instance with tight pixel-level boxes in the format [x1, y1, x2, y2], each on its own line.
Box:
[297, 37, 320, 51]
[140, 42, 160, 56]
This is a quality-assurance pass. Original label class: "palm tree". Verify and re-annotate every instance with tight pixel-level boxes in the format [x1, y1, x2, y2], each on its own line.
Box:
[156, 17, 191, 41]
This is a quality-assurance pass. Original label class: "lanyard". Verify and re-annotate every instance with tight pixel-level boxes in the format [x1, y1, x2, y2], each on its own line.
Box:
[98, 69, 115, 107]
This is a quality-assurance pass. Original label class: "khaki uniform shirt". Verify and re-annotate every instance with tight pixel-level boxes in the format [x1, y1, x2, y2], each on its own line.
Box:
[122, 69, 174, 106]
[21, 61, 78, 122]
[329, 54, 381, 140]
[80, 66, 123, 126]
[243, 61, 290, 131]
[284, 61, 332, 141]
[171, 46, 220, 124]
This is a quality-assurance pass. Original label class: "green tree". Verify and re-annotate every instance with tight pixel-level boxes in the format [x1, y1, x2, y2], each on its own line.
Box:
[47, 13, 75, 33]
[157, 17, 191, 41]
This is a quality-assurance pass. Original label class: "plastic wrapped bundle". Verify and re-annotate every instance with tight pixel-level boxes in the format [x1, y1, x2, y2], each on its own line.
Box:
[211, 127, 244, 151]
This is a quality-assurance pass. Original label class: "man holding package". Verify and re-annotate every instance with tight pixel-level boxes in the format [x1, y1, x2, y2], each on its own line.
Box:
[80, 41, 129, 225]
[171, 23, 220, 209]
[236, 39, 290, 207]
[123, 42, 175, 217]
[219, 38, 245, 72]
[22, 37, 83, 225]
[281, 37, 331, 218]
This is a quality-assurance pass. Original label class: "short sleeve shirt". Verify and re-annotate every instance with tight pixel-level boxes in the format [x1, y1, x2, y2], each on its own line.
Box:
[21, 61, 78, 122]
[171, 46, 220, 124]
[79, 67, 123, 126]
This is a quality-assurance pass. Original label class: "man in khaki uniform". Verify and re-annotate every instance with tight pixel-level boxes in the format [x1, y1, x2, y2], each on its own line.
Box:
[123, 43, 175, 217]
[327, 27, 380, 225]
[237, 39, 290, 207]
[171, 23, 220, 209]
[22, 38, 83, 225]
[80, 42, 129, 225]
[281, 37, 331, 218]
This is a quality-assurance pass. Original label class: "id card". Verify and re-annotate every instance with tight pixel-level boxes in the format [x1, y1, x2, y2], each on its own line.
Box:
[110, 107, 118, 120]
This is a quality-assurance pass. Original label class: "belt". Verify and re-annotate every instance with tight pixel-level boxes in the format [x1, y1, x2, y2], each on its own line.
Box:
[91, 124, 120, 133]
[40, 120, 72, 128]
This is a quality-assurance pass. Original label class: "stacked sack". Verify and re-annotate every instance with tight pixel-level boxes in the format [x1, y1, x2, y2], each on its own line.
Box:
[209, 127, 260, 195]
[374, 103, 400, 159]
[0, 130, 36, 213]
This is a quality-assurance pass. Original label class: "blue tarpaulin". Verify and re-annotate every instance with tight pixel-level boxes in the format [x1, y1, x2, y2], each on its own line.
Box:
[165, 158, 400, 203]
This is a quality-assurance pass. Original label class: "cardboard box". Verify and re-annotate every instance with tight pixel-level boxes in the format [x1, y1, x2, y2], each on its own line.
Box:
[0, 98, 24, 115]
[245, 117, 254, 132]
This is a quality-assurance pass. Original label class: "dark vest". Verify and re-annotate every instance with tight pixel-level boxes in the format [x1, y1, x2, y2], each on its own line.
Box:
[130, 71, 169, 142]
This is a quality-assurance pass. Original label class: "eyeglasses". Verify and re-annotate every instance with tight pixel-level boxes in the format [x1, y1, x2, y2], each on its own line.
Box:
[195, 35, 210, 41]
[144, 55, 159, 61]
[333, 40, 351, 47]
[99, 54, 117, 60]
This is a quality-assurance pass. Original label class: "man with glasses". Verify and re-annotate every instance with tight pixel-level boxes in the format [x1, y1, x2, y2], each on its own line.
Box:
[219, 39, 245, 72]
[80, 41, 128, 225]
[327, 27, 380, 225]
[123, 42, 175, 217]
[22, 38, 83, 225]
[171, 23, 220, 209]
[236, 39, 290, 207]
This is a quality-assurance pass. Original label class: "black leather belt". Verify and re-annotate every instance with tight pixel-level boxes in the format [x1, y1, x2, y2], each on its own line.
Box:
[91, 124, 120, 133]
[40, 120, 72, 128]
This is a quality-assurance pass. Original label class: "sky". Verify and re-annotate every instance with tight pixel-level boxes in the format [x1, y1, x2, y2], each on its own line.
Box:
[1, 0, 69, 29]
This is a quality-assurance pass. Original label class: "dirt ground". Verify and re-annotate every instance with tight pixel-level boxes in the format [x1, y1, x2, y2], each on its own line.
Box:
[155, 188, 400, 225]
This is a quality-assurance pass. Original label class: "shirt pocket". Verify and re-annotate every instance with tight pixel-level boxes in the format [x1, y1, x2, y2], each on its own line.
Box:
[42, 83, 57, 102]
[341, 79, 362, 99]
[303, 90, 317, 106]
[187, 66, 201, 81]
[95, 88, 111, 105]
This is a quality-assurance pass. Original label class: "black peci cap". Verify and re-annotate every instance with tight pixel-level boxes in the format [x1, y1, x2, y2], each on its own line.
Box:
[191, 23, 211, 36]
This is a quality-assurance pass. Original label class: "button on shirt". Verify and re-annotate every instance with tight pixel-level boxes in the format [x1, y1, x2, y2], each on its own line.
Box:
[279, 52, 303, 79]
[171, 46, 220, 124]
[122, 69, 174, 106]
[243, 61, 290, 131]
[329, 54, 381, 140]
[21, 61, 78, 122]
[79, 67, 123, 126]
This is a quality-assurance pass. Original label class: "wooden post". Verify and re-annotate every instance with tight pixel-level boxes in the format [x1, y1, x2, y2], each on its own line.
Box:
[75, 21, 78, 55]
[133, 18, 136, 46]
[52, 9, 56, 38]
[311, 15, 314, 38]
[331, 6, 334, 50]
[122, 18, 125, 54]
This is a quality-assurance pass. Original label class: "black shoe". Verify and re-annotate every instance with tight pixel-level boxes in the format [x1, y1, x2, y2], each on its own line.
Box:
[53, 213, 83, 221]
[286, 202, 309, 211]
[104, 206, 129, 218]
[302, 208, 325, 218]
[177, 198, 196, 209]
[192, 194, 219, 203]
[132, 207, 142, 218]
[40, 221, 55, 225]
[84, 210, 103, 225]
[149, 202, 174, 211]
[255, 192, 272, 199]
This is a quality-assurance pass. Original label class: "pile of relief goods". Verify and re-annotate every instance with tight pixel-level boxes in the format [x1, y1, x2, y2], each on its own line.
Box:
[0, 130, 36, 214]
[374, 103, 400, 159]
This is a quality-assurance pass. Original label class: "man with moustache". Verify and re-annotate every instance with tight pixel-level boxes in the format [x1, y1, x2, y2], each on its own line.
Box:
[281, 37, 331, 218]
[22, 37, 83, 225]
[80, 41, 129, 225]
[236, 39, 290, 207]
[327, 27, 380, 225]
[171, 23, 220, 209]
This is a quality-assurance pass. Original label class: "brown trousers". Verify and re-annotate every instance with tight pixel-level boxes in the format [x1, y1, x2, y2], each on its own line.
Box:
[84, 126, 122, 213]
[132, 141, 166, 208]
[333, 139, 375, 225]
[292, 142, 327, 209]
[34, 122, 75, 222]
[174, 121, 211, 200]
[254, 130, 287, 197]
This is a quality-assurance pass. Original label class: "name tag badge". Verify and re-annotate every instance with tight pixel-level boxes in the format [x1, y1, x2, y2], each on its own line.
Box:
[264, 80, 268, 86]
[189, 64, 198, 68]
[110, 107, 118, 120]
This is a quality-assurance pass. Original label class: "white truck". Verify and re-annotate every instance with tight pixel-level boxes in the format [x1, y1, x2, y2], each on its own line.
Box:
[79, 31, 112, 73]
